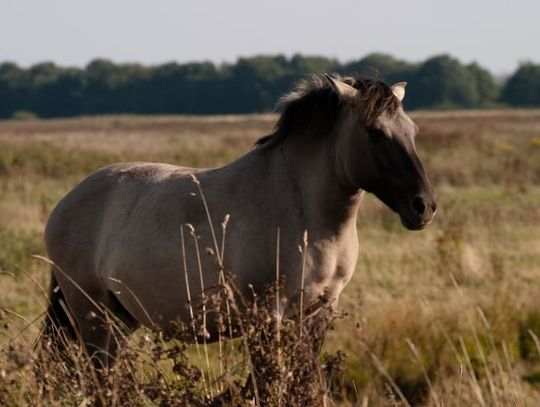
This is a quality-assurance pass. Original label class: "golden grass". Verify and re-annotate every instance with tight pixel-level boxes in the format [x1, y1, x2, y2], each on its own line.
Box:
[1, 110, 540, 405]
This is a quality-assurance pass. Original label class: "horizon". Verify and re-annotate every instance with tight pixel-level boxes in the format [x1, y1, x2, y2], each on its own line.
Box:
[2, 0, 539, 76]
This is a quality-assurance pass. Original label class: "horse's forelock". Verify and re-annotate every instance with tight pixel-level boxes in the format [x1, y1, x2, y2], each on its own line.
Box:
[351, 78, 400, 124]
[256, 74, 399, 149]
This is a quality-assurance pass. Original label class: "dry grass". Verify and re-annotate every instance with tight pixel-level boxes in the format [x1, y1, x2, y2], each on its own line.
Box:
[1, 110, 540, 405]
[0, 272, 340, 406]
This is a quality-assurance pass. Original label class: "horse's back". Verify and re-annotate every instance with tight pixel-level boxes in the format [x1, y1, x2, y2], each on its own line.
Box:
[44, 162, 194, 267]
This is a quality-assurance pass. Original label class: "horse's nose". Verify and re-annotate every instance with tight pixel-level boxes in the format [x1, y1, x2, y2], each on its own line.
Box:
[411, 196, 436, 220]
[412, 196, 427, 216]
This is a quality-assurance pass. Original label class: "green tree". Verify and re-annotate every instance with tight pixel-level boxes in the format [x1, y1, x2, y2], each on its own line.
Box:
[0, 63, 30, 117]
[84, 59, 119, 113]
[501, 63, 540, 106]
[290, 54, 339, 75]
[225, 55, 292, 112]
[342, 53, 418, 84]
[467, 62, 500, 106]
[408, 55, 479, 109]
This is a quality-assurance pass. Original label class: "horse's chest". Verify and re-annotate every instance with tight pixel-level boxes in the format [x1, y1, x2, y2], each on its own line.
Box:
[304, 241, 358, 304]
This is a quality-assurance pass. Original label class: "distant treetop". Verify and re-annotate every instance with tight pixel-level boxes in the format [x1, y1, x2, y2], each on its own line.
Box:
[0, 53, 536, 118]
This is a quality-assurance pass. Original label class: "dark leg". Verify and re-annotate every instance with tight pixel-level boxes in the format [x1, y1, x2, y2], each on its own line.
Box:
[104, 292, 140, 367]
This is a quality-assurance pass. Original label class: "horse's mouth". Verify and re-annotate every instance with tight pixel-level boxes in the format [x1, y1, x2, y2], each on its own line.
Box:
[400, 215, 428, 231]
[398, 210, 435, 231]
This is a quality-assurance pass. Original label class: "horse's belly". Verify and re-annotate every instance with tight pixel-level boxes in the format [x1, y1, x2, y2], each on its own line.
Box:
[102, 243, 220, 331]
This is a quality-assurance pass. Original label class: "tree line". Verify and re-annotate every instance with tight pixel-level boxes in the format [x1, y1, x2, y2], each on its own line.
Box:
[0, 53, 538, 118]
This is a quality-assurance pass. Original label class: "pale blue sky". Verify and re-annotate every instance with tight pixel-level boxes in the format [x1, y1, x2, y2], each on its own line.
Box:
[1, 0, 538, 74]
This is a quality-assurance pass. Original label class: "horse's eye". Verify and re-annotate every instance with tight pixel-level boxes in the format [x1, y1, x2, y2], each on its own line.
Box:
[368, 128, 390, 140]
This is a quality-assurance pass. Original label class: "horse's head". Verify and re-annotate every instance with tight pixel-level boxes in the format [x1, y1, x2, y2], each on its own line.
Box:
[326, 75, 436, 230]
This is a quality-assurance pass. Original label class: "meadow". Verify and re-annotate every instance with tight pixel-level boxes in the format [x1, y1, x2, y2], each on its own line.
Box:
[1, 110, 540, 405]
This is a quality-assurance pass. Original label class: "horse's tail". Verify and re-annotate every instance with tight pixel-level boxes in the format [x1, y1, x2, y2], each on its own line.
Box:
[39, 272, 78, 350]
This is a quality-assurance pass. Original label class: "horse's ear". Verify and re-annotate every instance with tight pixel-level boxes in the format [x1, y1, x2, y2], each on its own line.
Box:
[391, 82, 407, 102]
[323, 74, 358, 99]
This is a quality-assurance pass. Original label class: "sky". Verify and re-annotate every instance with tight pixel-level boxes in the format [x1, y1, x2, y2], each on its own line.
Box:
[1, 0, 538, 75]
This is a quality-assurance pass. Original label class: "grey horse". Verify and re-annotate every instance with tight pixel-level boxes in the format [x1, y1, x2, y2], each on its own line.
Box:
[44, 74, 436, 368]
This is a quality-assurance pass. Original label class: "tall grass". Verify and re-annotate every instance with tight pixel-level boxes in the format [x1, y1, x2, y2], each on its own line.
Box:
[0, 257, 342, 406]
[1, 112, 540, 405]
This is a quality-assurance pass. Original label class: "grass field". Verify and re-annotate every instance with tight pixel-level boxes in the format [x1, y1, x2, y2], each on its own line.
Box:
[1, 110, 540, 405]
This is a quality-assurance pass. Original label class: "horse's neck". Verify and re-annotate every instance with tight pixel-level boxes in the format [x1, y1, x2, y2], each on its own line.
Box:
[277, 137, 362, 239]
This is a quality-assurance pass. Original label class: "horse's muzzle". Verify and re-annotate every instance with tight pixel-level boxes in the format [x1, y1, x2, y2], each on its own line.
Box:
[399, 195, 437, 231]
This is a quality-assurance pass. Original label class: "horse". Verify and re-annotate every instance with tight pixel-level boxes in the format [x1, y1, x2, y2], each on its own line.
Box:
[43, 74, 436, 369]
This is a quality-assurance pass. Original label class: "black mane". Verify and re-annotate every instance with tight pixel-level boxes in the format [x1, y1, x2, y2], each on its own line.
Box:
[256, 74, 399, 149]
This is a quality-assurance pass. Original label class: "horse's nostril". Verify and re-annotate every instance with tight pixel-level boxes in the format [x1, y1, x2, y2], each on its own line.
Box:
[412, 196, 426, 215]
[432, 202, 438, 213]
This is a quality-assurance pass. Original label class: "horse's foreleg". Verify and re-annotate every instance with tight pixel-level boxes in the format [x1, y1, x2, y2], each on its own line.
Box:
[309, 309, 332, 355]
